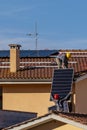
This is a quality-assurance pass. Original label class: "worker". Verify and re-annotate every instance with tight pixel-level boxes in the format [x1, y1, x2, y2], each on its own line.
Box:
[56, 52, 71, 68]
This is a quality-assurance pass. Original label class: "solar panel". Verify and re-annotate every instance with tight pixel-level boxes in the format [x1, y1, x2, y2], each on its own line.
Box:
[50, 68, 74, 101]
[20, 50, 58, 57]
[0, 50, 9, 57]
[0, 110, 37, 129]
[0, 50, 58, 57]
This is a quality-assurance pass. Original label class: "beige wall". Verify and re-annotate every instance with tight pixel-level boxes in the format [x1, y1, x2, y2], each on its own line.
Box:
[2, 84, 54, 116]
[2, 77, 87, 116]
[75, 78, 87, 113]
[72, 82, 76, 112]
[27, 120, 83, 130]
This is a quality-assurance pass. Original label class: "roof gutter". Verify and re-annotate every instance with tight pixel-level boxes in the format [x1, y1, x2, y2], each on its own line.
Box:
[0, 79, 52, 84]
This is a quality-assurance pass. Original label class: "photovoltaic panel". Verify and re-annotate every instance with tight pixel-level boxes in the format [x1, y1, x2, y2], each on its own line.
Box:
[0, 110, 37, 129]
[20, 50, 58, 57]
[0, 50, 58, 57]
[50, 68, 74, 101]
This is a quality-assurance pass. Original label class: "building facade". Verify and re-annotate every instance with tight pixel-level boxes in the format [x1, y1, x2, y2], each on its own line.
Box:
[0, 44, 87, 116]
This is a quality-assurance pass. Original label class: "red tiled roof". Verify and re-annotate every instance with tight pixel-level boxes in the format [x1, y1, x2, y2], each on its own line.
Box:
[27, 111, 87, 125]
[0, 58, 55, 80]
[0, 50, 87, 80]
[54, 111, 87, 125]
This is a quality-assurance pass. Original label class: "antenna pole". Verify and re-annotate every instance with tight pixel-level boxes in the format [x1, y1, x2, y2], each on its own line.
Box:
[27, 22, 38, 51]
[35, 22, 38, 50]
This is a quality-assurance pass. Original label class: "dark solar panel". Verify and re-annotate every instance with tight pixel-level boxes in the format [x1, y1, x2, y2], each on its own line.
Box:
[0, 50, 10, 57]
[0, 110, 37, 129]
[50, 68, 74, 100]
[20, 50, 58, 57]
[0, 50, 58, 57]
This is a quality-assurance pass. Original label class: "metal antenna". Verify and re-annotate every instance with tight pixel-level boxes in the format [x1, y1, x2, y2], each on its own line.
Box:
[27, 22, 38, 51]
[35, 22, 38, 50]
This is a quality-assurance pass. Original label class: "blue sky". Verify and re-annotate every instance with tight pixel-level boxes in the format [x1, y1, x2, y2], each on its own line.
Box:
[0, 0, 87, 50]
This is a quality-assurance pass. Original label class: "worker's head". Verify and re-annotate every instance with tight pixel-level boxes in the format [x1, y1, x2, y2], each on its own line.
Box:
[66, 52, 71, 59]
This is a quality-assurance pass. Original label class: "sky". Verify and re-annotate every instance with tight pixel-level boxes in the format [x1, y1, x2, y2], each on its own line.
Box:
[0, 0, 87, 50]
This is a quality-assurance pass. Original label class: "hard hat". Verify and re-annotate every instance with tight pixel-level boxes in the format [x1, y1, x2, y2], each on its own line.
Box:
[53, 94, 60, 100]
[66, 52, 71, 58]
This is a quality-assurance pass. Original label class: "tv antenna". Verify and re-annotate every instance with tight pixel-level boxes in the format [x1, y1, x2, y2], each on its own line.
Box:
[27, 22, 38, 51]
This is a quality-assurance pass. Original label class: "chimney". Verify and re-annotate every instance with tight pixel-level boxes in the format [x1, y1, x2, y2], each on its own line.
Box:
[9, 44, 21, 72]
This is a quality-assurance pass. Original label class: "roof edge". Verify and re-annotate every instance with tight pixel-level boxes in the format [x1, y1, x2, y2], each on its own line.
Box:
[3, 112, 87, 130]
[75, 73, 87, 83]
[0, 79, 52, 84]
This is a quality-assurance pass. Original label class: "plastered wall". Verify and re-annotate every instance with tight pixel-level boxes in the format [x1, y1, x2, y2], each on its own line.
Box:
[2, 84, 54, 116]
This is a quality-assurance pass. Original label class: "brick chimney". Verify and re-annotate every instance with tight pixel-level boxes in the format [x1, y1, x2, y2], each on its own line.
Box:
[9, 44, 21, 72]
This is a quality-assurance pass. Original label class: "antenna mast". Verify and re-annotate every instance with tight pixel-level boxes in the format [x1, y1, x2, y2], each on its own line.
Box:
[27, 22, 38, 51]
[35, 22, 38, 50]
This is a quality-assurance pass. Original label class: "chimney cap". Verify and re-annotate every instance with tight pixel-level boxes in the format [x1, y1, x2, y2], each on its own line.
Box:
[9, 44, 21, 49]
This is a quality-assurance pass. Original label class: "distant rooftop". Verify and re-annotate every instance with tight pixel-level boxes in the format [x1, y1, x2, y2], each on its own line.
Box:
[0, 49, 87, 80]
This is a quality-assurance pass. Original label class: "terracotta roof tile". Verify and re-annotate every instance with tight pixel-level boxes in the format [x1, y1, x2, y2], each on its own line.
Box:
[0, 50, 87, 80]
[53, 111, 87, 125]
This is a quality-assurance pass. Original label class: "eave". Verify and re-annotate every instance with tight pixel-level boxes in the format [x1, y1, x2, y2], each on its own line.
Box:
[0, 79, 52, 84]
[3, 112, 87, 130]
